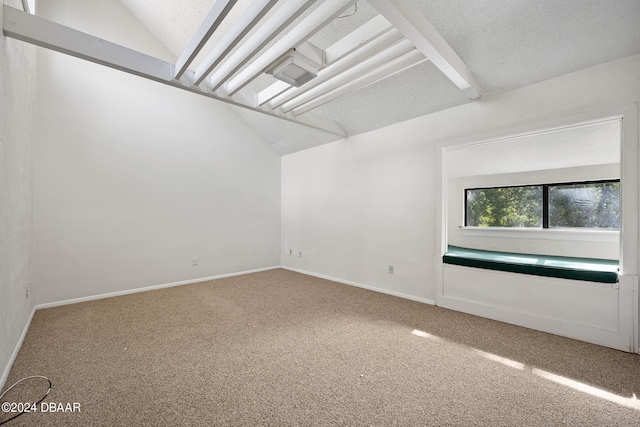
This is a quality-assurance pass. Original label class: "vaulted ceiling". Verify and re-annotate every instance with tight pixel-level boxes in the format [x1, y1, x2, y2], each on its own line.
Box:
[114, 0, 640, 155]
[9, 0, 640, 154]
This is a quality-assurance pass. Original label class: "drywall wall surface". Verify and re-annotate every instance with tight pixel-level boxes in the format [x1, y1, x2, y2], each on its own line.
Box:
[445, 118, 621, 178]
[281, 54, 640, 303]
[0, 0, 36, 386]
[281, 129, 436, 301]
[33, 0, 281, 304]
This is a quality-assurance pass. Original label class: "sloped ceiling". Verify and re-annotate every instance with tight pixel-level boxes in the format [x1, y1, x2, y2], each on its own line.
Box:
[117, 0, 640, 155]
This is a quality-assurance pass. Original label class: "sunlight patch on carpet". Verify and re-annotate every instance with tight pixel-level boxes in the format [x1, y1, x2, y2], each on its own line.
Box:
[411, 329, 444, 342]
[533, 369, 640, 411]
[474, 349, 525, 370]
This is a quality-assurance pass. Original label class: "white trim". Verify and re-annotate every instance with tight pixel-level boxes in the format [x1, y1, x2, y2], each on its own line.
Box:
[617, 103, 639, 353]
[635, 281, 640, 353]
[281, 266, 435, 305]
[1, 306, 36, 391]
[36, 266, 281, 309]
[459, 227, 620, 243]
[618, 274, 637, 352]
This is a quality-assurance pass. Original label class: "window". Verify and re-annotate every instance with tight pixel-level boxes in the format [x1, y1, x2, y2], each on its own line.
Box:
[466, 186, 542, 227]
[465, 180, 620, 229]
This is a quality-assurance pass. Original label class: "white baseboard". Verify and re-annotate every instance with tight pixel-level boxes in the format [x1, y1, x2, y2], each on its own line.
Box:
[36, 266, 281, 310]
[1, 305, 36, 391]
[281, 266, 435, 305]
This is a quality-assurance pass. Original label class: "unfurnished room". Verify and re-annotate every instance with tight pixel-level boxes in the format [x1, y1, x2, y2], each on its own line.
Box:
[1, 0, 640, 425]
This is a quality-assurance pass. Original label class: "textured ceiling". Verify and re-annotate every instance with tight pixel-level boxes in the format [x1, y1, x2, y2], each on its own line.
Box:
[117, 0, 640, 155]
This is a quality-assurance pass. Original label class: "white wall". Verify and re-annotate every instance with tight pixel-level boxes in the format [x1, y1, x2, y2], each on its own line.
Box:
[33, 0, 281, 305]
[281, 54, 640, 324]
[281, 130, 435, 302]
[0, 0, 36, 387]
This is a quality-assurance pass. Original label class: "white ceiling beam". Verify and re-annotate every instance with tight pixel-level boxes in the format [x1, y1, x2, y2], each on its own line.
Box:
[292, 49, 426, 116]
[258, 19, 401, 108]
[174, 0, 237, 80]
[225, 0, 358, 96]
[3, 5, 172, 81]
[368, 0, 481, 100]
[230, 88, 346, 136]
[325, 14, 393, 64]
[256, 81, 291, 107]
[281, 39, 416, 113]
[203, 0, 315, 88]
[193, 0, 279, 85]
[269, 29, 405, 109]
[2, 5, 345, 137]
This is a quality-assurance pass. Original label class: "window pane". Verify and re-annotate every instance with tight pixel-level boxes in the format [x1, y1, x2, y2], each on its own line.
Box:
[466, 186, 542, 227]
[549, 182, 620, 228]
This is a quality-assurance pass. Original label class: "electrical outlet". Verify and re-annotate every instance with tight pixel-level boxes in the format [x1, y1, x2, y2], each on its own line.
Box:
[192, 258, 198, 266]
[299, 251, 302, 258]
[289, 249, 292, 256]
[25, 283, 30, 299]
[388, 265, 394, 274]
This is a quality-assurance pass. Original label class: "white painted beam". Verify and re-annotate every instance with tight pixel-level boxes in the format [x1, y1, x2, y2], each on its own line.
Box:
[225, 0, 358, 96]
[259, 19, 401, 108]
[3, 5, 172, 81]
[325, 14, 393, 64]
[203, 0, 315, 88]
[230, 87, 346, 136]
[193, 0, 278, 85]
[256, 81, 291, 107]
[281, 39, 417, 113]
[368, 0, 480, 100]
[2, 5, 345, 137]
[292, 49, 426, 116]
[174, 0, 237, 80]
[269, 29, 405, 109]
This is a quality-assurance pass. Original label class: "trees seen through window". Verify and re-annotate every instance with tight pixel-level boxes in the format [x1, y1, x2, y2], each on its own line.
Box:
[465, 180, 620, 229]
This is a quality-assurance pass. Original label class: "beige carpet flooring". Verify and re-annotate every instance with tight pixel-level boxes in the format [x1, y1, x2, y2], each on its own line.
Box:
[2, 268, 640, 426]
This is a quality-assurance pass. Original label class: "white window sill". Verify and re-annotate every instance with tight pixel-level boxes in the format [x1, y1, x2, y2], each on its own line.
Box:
[459, 227, 619, 243]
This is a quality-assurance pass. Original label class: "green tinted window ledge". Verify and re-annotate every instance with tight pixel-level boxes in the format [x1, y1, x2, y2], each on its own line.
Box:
[443, 246, 619, 284]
